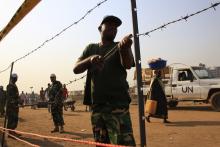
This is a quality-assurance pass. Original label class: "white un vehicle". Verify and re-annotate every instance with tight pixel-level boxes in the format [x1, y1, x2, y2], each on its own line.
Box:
[134, 63, 220, 111]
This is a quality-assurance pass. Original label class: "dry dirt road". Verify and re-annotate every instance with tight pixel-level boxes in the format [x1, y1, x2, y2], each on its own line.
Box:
[0, 102, 220, 147]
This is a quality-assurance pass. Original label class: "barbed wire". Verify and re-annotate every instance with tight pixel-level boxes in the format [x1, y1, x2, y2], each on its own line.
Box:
[0, 64, 11, 74]
[66, 74, 87, 86]
[64, 2, 220, 84]
[137, 2, 220, 37]
[96, 2, 220, 67]
[1, 1, 219, 86]
[0, 0, 108, 74]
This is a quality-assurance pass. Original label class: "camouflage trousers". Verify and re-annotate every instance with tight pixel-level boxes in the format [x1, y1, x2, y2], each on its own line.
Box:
[51, 103, 64, 126]
[91, 105, 136, 146]
[6, 105, 19, 129]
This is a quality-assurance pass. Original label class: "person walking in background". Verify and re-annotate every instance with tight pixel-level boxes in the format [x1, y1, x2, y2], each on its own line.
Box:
[20, 91, 26, 106]
[49, 74, 65, 133]
[73, 15, 136, 146]
[146, 68, 170, 123]
[25, 92, 29, 105]
[30, 91, 37, 109]
[62, 84, 68, 101]
[62, 84, 68, 111]
[45, 83, 51, 102]
[40, 87, 45, 102]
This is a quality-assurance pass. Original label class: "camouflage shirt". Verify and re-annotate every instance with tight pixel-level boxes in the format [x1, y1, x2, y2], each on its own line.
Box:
[49, 81, 63, 103]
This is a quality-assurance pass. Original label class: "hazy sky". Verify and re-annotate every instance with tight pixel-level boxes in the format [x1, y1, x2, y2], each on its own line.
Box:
[0, 0, 220, 93]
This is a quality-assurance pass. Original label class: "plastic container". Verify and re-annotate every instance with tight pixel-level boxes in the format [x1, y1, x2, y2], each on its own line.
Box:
[148, 59, 167, 70]
[145, 99, 157, 114]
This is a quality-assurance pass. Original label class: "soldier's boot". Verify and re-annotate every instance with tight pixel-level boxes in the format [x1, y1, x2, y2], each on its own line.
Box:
[59, 126, 64, 133]
[51, 126, 59, 133]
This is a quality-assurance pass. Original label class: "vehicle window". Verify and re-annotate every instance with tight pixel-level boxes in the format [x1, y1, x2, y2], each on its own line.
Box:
[192, 67, 214, 79]
[178, 70, 195, 81]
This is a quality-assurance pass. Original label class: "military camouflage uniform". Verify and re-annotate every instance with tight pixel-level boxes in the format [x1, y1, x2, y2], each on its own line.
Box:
[91, 103, 135, 146]
[49, 81, 64, 126]
[6, 82, 20, 130]
[80, 43, 136, 146]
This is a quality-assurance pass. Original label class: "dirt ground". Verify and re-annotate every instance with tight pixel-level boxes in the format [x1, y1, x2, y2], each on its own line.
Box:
[0, 102, 220, 147]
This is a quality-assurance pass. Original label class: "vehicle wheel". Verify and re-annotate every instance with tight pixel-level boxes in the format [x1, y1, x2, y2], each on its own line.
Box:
[168, 101, 178, 108]
[210, 92, 220, 111]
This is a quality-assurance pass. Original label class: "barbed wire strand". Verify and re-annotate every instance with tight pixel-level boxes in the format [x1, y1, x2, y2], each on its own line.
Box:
[137, 2, 220, 37]
[91, 2, 220, 68]
[98, 2, 220, 64]
[1, 1, 219, 85]
[66, 74, 87, 86]
[0, 64, 12, 74]
[0, 0, 108, 75]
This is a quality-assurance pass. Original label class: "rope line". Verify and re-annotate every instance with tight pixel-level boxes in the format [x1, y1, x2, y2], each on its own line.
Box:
[0, 127, 130, 147]
[0, 129, 40, 147]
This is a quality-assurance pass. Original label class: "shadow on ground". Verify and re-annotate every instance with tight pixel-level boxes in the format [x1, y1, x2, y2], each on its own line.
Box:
[19, 136, 64, 147]
[63, 113, 81, 117]
[165, 121, 220, 127]
[169, 105, 214, 112]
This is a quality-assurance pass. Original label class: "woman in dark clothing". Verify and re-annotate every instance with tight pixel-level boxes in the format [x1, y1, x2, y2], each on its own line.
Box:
[146, 70, 170, 123]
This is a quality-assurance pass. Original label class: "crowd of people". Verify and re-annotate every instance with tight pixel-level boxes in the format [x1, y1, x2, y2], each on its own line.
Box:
[0, 73, 69, 136]
[0, 83, 69, 108]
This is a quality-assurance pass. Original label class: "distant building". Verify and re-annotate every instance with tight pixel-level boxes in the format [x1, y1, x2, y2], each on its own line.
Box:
[207, 67, 220, 78]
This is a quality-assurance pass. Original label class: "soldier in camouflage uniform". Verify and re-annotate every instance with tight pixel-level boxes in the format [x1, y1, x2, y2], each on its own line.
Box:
[6, 73, 21, 136]
[73, 16, 136, 146]
[49, 74, 64, 133]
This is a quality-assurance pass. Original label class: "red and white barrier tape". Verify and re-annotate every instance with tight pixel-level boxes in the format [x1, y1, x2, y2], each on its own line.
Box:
[0, 129, 39, 147]
[0, 127, 131, 147]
